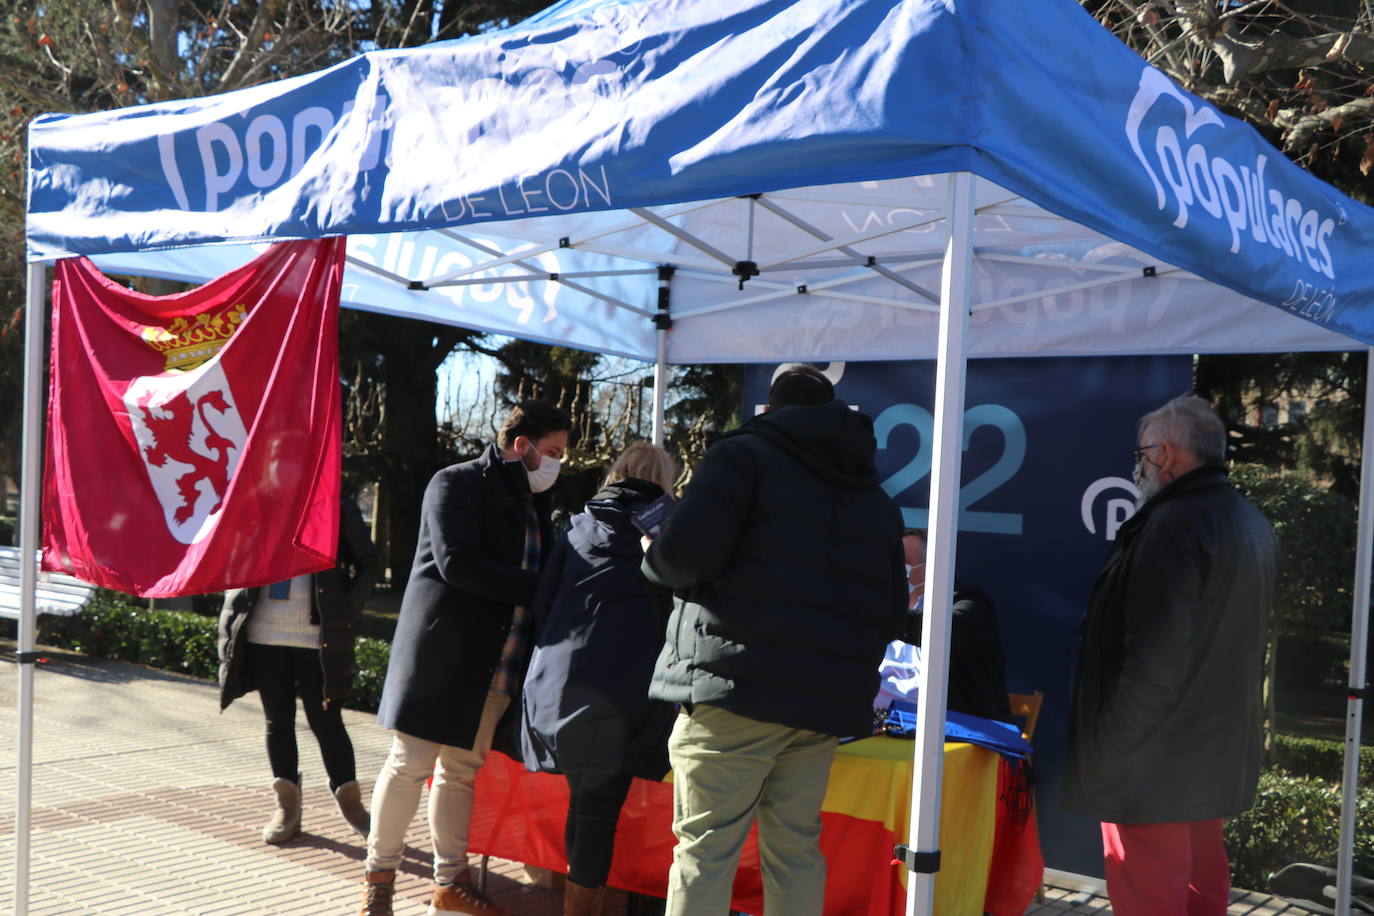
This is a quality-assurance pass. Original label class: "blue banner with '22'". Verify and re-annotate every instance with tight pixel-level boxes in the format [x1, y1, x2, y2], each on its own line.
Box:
[742, 355, 1191, 877]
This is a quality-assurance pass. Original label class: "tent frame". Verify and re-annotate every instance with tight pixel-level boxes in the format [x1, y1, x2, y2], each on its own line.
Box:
[321, 189, 1213, 325]
[16, 262, 46, 916]
[903, 171, 975, 916]
[16, 171, 1374, 916]
[1338, 351, 1374, 916]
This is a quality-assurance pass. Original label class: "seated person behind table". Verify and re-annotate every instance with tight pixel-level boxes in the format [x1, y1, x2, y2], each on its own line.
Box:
[901, 528, 1012, 722]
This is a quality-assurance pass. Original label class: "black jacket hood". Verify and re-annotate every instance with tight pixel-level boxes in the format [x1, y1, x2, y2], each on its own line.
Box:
[722, 400, 880, 489]
[568, 477, 664, 560]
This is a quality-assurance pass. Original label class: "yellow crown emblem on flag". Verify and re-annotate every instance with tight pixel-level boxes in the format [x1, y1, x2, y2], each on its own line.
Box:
[140, 305, 247, 372]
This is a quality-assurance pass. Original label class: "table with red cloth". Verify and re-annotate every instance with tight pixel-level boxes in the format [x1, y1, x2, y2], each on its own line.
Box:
[468, 736, 1043, 916]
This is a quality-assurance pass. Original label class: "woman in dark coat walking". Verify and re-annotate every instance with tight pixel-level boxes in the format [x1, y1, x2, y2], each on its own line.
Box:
[218, 497, 378, 845]
[521, 442, 678, 916]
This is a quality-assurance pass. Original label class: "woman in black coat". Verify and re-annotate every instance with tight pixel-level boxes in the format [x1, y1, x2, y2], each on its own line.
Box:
[521, 442, 677, 916]
[218, 497, 378, 845]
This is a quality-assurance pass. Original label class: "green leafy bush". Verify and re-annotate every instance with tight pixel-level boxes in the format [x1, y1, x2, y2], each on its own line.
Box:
[0, 515, 14, 546]
[1230, 465, 1356, 636]
[32, 591, 391, 712]
[351, 637, 391, 712]
[36, 593, 216, 677]
[1271, 733, 1374, 785]
[1226, 771, 1374, 890]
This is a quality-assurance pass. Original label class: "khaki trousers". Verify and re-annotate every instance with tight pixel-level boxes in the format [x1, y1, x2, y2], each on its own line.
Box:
[365, 691, 509, 883]
[665, 703, 837, 916]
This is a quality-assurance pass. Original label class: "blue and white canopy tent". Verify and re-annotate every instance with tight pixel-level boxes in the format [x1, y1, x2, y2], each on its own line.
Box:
[20, 0, 1374, 913]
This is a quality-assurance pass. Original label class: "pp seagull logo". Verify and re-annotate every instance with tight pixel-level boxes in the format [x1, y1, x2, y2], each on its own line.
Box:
[1081, 476, 1139, 542]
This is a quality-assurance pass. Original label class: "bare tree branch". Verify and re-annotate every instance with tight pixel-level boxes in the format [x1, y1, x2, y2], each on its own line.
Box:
[0, 53, 81, 112]
[1276, 96, 1374, 152]
[217, 0, 279, 92]
[143, 0, 183, 97]
[1220, 30, 1374, 82]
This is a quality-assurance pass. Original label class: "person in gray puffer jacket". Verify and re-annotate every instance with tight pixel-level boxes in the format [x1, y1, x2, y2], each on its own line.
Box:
[642, 363, 907, 916]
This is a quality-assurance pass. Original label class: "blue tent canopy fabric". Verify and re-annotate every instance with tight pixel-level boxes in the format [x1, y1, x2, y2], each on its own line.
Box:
[25, 0, 1374, 353]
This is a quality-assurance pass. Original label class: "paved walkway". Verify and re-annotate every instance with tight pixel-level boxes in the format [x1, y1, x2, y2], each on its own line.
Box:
[0, 645, 1313, 915]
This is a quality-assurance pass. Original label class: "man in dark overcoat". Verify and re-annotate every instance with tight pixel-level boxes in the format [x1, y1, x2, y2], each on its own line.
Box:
[358, 400, 570, 916]
[1063, 395, 1277, 916]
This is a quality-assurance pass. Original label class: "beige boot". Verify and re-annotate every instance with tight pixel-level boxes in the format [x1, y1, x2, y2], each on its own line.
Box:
[563, 879, 605, 916]
[359, 870, 396, 916]
[262, 775, 301, 845]
[334, 779, 370, 836]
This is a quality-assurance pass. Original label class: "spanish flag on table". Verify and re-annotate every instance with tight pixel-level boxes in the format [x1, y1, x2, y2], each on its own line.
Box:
[469, 737, 1043, 916]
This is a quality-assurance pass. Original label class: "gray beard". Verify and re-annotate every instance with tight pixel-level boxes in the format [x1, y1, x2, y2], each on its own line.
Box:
[1135, 470, 1162, 509]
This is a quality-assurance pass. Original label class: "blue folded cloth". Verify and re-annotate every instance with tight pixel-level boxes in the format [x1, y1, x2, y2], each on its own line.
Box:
[882, 699, 1032, 761]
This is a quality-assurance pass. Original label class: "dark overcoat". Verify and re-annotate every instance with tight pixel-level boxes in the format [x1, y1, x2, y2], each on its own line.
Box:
[905, 584, 1013, 723]
[521, 479, 676, 779]
[643, 400, 909, 738]
[218, 498, 379, 710]
[1062, 466, 1277, 824]
[376, 443, 552, 748]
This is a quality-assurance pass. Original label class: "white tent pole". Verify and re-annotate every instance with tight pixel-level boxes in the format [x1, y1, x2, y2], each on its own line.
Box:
[651, 266, 672, 447]
[15, 261, 49, 916]
[903, 171, 974, 916]
[1336, 345, 1374, 916]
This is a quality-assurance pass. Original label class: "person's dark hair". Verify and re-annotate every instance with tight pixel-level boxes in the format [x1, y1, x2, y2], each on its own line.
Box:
[767, 364, 835, 410]
[498, 400, 572, 449]
[903, 528, 926, 540]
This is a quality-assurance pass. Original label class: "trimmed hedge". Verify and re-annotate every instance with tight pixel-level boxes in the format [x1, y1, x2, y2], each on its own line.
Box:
[1226, 770, 1374, 890]
[40, 593, 219, 679]
[1271, 732, 1374, 785]
[28, 591, 392, 713]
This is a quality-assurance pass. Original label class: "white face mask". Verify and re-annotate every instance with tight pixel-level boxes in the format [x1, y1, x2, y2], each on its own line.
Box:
[523, 447, 562, 493]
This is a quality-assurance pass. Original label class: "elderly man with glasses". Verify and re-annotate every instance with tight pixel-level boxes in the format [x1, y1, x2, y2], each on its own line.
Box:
[1062, 395, 1277, 916]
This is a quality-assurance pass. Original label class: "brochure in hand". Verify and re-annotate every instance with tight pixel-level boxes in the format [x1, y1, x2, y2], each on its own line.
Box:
[630, 492, 676, 538]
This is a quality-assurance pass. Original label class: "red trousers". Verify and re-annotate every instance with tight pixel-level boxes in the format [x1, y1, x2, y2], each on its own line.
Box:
[1100, 819, 1230, 916]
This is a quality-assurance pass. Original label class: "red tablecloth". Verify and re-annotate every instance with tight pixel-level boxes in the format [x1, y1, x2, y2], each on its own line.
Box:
[468, 738, 1042, 916]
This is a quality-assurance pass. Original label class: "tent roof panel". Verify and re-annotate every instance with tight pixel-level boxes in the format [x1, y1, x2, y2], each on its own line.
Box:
[28, 0, 1374, 357]
[88, 175, 1356, 362]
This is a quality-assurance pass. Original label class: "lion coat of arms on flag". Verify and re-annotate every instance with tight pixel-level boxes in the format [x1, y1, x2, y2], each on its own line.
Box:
[43, 238, 346, 597]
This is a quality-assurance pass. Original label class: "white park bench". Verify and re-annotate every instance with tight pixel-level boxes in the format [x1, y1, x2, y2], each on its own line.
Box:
[0, 545, 96, 620]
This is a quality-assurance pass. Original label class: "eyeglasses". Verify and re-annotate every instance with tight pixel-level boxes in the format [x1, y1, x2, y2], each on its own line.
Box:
[1131, 443, 1162, 465]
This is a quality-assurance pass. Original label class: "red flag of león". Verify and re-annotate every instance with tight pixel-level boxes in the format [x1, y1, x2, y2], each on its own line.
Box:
[43, 238, 346, 597]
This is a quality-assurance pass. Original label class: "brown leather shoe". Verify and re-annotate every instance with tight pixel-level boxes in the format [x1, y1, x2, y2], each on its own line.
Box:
[358, 870, 396, 916]
[563, 879, 606, 916]
[427, 876, 511, 916]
